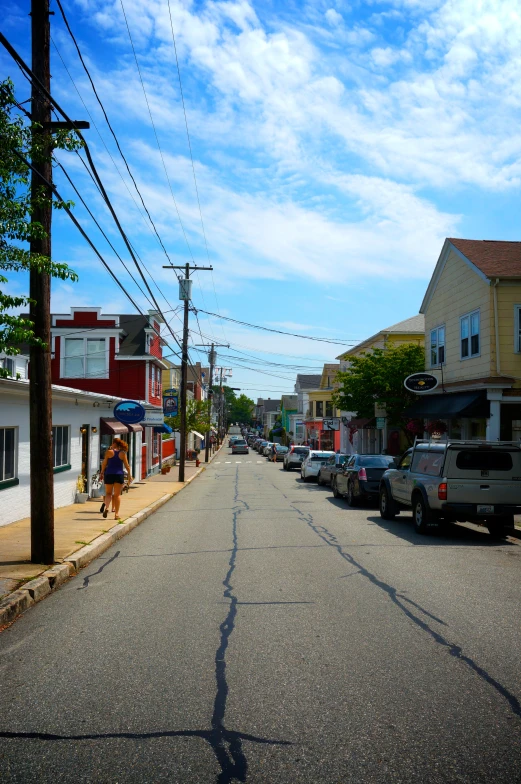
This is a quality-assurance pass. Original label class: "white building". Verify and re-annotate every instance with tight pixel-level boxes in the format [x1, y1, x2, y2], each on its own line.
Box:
[0, 377, 148, 528]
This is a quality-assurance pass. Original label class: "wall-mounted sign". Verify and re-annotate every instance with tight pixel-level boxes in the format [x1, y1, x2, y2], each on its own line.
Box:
[376, 417, 386, 430]
[404, 373, 439, 394]
[163, 396, 178, 416]
[323, 418, 340, 431]
[114, 400, 145, 425]
[141, 410, 165, 427]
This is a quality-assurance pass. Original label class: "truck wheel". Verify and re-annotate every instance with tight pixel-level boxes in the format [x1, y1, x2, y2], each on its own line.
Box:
[379, 486, 397, 520]
[487, 517, 512, 539]
[347, 481, 359, 507]
[412, 494, 433, 535]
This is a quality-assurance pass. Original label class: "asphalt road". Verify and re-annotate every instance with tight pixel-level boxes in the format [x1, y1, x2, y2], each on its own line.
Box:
[1, 452, 521, 783]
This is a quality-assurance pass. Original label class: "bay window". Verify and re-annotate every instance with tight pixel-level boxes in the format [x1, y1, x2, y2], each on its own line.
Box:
[63, 338, 107, 378]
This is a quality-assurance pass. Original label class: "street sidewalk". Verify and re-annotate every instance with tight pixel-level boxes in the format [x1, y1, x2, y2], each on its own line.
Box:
[0, 448, 222, 610]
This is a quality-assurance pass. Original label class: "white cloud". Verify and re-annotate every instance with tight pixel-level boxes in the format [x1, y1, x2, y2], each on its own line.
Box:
[325, 8, 343, 26]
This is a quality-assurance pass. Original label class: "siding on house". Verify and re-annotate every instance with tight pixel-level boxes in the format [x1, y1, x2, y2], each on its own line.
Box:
[424, 248, 493, 383]
[494, 283, 521, 385]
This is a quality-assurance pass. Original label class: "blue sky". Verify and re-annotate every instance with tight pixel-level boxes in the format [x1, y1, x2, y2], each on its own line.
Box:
[3, 0, 521, 399]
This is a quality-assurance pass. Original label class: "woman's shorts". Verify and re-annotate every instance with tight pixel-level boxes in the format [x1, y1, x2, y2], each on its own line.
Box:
[104, 474, 125, 485]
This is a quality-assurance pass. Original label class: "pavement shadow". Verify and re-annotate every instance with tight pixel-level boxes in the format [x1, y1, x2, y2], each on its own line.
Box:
[366, 514, 516, 547]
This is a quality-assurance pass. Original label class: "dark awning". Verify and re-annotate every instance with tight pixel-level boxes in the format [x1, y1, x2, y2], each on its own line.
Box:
[126, 422, 143, 433]
[404, 391, 489, 419]
[154, 424, 172, 434]
[100, 417, 129, 435]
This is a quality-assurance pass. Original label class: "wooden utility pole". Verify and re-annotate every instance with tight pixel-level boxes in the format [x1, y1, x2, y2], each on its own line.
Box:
[30, 0, 54, 563]
[163, 263, 212, 481]
[205, 345, 215, 463]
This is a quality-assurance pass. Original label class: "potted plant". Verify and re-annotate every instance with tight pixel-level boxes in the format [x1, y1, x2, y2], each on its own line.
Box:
[75, 475, 88, 504]
[91, 470, 103, 497]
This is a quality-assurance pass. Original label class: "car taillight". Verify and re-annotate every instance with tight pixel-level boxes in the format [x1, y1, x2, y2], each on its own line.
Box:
[358, 467, 367, 480]
[438, 482, 447, 500]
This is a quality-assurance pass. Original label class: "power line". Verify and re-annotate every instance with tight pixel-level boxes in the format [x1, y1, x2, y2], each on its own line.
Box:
[118, 0, 195, 262]
[54, 0, 173, 265]
[194, 309, 357, 346]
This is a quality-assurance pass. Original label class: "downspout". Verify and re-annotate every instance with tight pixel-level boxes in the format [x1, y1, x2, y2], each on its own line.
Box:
[493, 278, 501, 375]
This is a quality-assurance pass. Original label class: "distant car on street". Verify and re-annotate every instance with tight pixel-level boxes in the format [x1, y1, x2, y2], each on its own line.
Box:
[283, 446, 310, 470]
[317, 453, 349, 486]
[231, 439, 249, 455]
[263, 442, 275, 457]
[301, 451, 336, 481]
[228, 435, 240, 447]
[334, 454, 395, 505]
[275, 445, 289, 462]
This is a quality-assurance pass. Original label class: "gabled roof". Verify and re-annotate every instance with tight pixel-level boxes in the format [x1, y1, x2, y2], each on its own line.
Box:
[320, 363, 340, 388]
[263, 399, 281, 412]
[449, 238, 521, 279]
[295, 374, 322, 390]
[336, 315, 425, 359]
[281, 394, 298, 409]
[419, 237, 521, 313]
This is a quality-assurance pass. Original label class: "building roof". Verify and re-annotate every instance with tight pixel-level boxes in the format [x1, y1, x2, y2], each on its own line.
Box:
[336, 315, 425, 359]
[281, 394, 298, 409]
[295, 374, 322, 389]
[449, 238, 521, 278]
[263, 399, 281, 412]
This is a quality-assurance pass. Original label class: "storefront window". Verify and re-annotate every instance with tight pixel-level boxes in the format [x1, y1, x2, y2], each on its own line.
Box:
[470, 419, 486, 440]
[450, 419, 462, 439]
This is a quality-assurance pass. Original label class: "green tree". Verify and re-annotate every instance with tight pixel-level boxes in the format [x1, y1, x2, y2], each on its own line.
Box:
[165, 399, 211, 441]
[0, 79, 80, 376]
[333, 343, 425, 441]
[229, 393, 255, 425]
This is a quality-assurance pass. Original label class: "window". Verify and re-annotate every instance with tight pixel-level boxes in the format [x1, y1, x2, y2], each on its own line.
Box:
[411, 450, 444, 476]
[515, 306, 521, 353]
[455, 451, 512, 472]
[460, 310, 480, 359]
[1, 357, 15, 376]
[0, 427, 17, 485]
[63, 338, 107, 379]
[430, 326, 445, 366]
[325, 401, 333, 417]
[398, 451, 412, 471]
[52, 425, 70, 469]
[316, 401, 324, 417]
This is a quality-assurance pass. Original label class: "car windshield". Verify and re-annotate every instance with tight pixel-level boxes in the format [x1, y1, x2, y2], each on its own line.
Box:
[292, 448, 309, 455]
[310, 455, 333, 462]
[234, 440, 246, 445]
[357, 456, 395, 467]
[276, 446, 288, 452]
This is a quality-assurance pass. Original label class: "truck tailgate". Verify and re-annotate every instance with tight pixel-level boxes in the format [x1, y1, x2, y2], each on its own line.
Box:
[447, 480, 521, 506]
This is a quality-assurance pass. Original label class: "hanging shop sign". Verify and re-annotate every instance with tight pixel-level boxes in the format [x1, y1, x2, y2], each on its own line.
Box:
[164, 388, 178, 396]
[113, 400, 146, 425]
[163, 395, 179, 416]
[323, 418, 340, 431]
[141, 410, 165, 427]
[404, 373, 439, 394]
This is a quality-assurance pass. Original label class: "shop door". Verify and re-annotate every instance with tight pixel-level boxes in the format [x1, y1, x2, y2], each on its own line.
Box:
[81, 424, 90, 491]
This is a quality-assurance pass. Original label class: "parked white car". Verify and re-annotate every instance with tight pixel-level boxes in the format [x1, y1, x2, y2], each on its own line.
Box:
[300, 451, 336, 481]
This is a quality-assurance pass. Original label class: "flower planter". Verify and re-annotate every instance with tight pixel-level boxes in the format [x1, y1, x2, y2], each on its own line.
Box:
[75, 493, 88, 504]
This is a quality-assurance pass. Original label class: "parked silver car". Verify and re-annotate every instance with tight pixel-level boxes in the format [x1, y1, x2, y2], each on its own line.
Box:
[283, 446, 310, 470]
[379, 439, 521, 536]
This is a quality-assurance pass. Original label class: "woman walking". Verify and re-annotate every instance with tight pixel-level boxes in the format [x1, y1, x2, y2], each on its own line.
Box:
[99, 438, 132, 520]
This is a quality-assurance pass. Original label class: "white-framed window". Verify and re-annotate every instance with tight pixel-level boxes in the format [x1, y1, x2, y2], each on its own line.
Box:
[430, 325, 445, 367]
[515, 305, 521, 353]
[62, 337, 108, 379]
[0, 427, 17, 485]
[52, 425, 70, 469]
[460, 310, 480, 359]
[1, 357, 16, 376]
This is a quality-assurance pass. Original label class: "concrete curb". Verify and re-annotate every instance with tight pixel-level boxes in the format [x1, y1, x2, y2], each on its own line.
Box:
[0, 448, 222, 629]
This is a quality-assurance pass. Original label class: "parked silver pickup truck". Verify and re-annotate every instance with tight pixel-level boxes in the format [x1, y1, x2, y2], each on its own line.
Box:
[379, 439, 521, 537]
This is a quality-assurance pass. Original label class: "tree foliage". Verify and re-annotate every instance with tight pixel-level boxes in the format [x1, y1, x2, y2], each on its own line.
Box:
[211, 386, 255, 426]
[0, 79, 81, 375]
[333, 343, 425, 437]
[165, 399, 211, 438]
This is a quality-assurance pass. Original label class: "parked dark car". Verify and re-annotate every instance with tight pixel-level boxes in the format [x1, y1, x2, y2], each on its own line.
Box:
[333, 454, 395, 505]
[275, 445, 289, 462]
[317, 453, 349, 486]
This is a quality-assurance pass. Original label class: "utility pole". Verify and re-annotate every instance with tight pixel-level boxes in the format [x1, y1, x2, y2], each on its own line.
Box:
[205, 345, 215, 462]
[217, 367, 223, 446]
[29, 1, 89, 563]
[163, 263, 212, 481]
[29, 0, 53, 564]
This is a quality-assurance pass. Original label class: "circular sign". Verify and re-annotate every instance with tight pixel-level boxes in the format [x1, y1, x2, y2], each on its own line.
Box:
[404, 373, 439, 394]
[114, 400, 146, 424]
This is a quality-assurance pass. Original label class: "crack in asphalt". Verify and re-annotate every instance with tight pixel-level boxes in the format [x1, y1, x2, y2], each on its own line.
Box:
[289, 502, 521, 720]
[77, 550, 120, 590]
